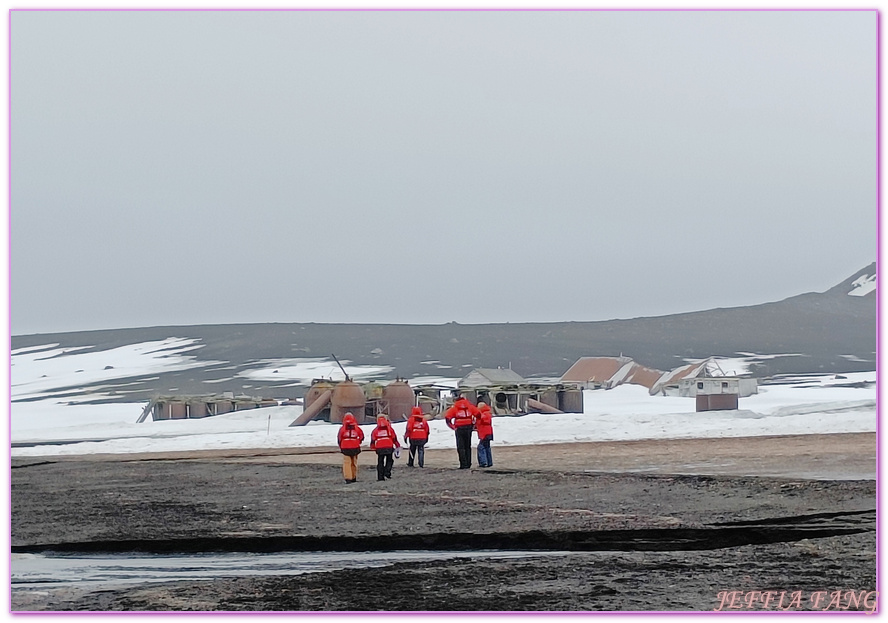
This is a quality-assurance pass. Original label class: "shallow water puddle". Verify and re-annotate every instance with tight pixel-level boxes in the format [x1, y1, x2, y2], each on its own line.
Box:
[12, 550, 568, 588]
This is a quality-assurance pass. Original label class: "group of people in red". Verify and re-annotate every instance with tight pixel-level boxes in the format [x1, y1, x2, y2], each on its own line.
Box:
[335, 396, 494, 483]
[444, 397, 494, 469]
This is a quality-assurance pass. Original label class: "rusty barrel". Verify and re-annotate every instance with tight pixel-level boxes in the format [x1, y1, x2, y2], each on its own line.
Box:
[187, 401, 209, 418]
[330, 380, 367, 424]
[166, 401, 188, 420]
[304, 380, 335, 410]
[382, 380, 414, 422]
[558, 388, 584, 413]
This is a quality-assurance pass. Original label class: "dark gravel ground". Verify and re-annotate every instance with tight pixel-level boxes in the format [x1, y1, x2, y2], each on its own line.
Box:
[10, 440, 877, 612]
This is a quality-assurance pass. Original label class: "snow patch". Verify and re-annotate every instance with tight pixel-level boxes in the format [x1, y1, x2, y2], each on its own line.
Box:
[839, 354, 872, 362]
[11, 338, 224, 402]
[848, 273, 876, 296]
[11, 343, 61, 356]
[236, 358, 395, 383]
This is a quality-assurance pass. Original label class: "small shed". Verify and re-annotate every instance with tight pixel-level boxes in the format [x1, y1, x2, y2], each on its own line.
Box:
[694, 378, 743, 412]
[650, 358, 758, 398]
[680, 376, 758, 399]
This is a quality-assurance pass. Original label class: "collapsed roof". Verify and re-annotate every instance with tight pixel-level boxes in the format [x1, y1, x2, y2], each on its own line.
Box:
[559, 357, 662, 390]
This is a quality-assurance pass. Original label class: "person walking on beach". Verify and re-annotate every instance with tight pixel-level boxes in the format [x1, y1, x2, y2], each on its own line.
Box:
[370, 414, 401, 481]
[475, 402, 494, 468]
[337, 412, 364, 484]
[404, 406, 430, 468]
[445, 396, 480, 469]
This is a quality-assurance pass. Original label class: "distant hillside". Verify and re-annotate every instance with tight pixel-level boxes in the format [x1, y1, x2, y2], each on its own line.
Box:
[11, 263, 876, 402]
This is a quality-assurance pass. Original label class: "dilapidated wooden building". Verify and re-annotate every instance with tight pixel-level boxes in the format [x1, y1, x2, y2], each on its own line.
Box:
[560, 356, 662, 390]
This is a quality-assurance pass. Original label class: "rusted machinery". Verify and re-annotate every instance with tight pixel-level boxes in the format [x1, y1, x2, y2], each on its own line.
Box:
[456, 384, 584, 415]
[330, 379, 367, 424]
[303, 379, 335, 414]
[380, 379, 414, 422]
[137, 394, 279, 423]
[289, 377, 585, 427]
[289, 377, 418, 426]
[290, 354, 425, 427]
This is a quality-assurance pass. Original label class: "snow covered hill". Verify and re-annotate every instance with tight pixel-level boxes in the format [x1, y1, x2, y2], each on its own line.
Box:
[11, 264, 876, 405]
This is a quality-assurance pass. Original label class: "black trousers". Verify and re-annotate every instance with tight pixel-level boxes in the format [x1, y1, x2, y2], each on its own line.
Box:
[376, 449, 394, 480]
[455, 425, 474, 468]
[408, 439, 427, 467]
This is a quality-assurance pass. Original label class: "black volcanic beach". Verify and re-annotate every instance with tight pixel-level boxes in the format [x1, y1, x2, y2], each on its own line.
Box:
[11, 433, 876, 612]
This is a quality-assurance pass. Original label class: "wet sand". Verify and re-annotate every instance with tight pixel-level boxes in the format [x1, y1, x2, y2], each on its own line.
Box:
[11, 433, 877, 612]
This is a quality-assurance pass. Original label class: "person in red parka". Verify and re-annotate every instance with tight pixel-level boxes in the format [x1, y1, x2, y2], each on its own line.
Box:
[475, 401, 494, 468]
[370, 414, 401, 481]
[337, 412, 364, 484]
[445, 396, 480, 469]
[404, 406, 430, 468]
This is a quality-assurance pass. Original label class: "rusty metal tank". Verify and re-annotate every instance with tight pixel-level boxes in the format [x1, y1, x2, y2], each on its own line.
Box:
[537, 389, 559, 409]
[167, 401, 188, 420]
[152, 402, 169, 420]
[558, 388, 584, 414]
[330, 380, 367, 424]
[209, 400, 234, 415]
[187, 401, 209, 418]
[304, 379, 336, 411]
[382, 380, 414, 422]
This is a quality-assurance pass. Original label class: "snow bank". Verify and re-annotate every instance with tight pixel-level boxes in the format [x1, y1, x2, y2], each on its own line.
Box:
[11, 372, 876, 458]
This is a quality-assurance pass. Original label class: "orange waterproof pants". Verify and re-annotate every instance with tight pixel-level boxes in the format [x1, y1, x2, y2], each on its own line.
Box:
[342, 454, 359, 481]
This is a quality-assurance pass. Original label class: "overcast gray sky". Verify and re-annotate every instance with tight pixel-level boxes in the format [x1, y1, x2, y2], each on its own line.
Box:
[11, 9, 877, 336]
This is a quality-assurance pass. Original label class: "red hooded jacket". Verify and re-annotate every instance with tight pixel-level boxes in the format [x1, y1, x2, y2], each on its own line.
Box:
[404, 406, 430, 443]
[475, 404, 493, 440]
[337, 413, 364, 451]
[370, 416, 401, 450]
[445, 398, 480, 429]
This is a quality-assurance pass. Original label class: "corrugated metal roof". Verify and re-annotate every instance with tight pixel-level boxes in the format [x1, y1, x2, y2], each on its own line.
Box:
[560, 357, 663, 390]
[560, 357, 633, 384]
[460, 368, 526, 386]
[625, 365, 664, 389]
